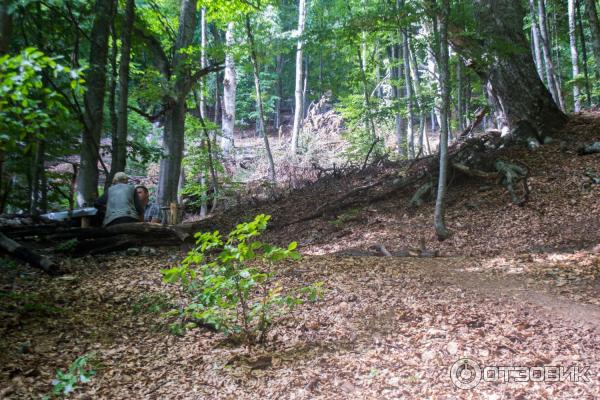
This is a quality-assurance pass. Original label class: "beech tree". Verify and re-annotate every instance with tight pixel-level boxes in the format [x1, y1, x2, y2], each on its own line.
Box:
[451, 0, 567, 141]
[290, 0, 308, 154]
[76, 0, 115, 206]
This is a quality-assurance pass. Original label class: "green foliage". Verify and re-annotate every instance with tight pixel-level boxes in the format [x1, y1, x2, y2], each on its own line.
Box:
[48, 353, 97, 398]
[161, 214, 323, 344]
[0, 48, 83, 154]
[330, 207, 360, 228]
[55, 239, 77, 254]
[0, 290, 62, 317]
[131, 293, 172, 315]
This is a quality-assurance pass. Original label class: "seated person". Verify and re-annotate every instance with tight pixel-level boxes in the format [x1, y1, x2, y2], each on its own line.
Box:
[96, 172, 143, 227]
[135, 185, 161, 223]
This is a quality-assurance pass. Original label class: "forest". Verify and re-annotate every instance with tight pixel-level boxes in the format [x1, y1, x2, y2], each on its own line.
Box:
[1, 0, 600, 398]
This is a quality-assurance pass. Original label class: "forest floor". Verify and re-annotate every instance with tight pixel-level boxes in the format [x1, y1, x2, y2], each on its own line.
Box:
[1, 111, 600, 399]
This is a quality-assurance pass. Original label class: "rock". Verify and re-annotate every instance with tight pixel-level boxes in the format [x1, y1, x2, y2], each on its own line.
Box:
[126, 247, 140, 256]
[543, 136, 554, 145]
[446, 341, 458, 355]
[141, 246, 157, 256]
[426, 328, 447, 338]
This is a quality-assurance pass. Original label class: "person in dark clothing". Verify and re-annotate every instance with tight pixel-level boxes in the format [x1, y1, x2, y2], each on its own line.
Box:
[95, 172, 143, 227]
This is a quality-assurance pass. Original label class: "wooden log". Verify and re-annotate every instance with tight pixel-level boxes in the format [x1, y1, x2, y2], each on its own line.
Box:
[0, 232, 57, 274]
[578, 142, 600, 155]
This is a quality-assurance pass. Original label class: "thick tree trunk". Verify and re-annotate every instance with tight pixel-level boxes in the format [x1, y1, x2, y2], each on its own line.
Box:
[584, 0, 600, 78]
[291, 0, 307, 154]
[158, 101, 186, 206]
[569, 0, 581, 111]
[157, 0, 197, 206]
[245, 16, 276, 183]
[77, 0, 115, 206]
[451, 0, 567, 140]
[433, 0, 450, 240]
[221, 22, 236, 156]
[111, 0, 135, 180]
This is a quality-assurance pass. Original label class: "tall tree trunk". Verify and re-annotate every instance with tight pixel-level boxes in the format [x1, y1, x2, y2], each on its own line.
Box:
[108, 18, 118, 188]
[529, 1, 545, 79]
[456, 58, 463, 131]
[77, 0, 115, 206]
[584, 0, 600, 78]
[291, 0, 307, 154]
[221, 22, 236, 156]
[536, 0, 564, 110]
[451, 0, 567, 140]
[569, 0, 581, 111]
[402, 31, 415, 158]
[0, 0, 12, 54]
[577, 0, 593, 106]
[275, 54, 283, 129]
[388, 45, 405, 155]
[111, 0, 135, 181]
[29, 140, 44, 214]
[433, 0, 450, 240]
[157, 0, 197, 206]
[245, 15, 276, 183]
[199, 7, 208, 217]
[408, 38, 429, 154]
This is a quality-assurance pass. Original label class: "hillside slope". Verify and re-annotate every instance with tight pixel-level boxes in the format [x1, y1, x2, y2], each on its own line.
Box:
[219, 111, 600, 257]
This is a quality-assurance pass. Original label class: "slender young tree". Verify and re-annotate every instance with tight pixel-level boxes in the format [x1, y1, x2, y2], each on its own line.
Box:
[577, 0, 593, 105]
[529, 0, 545, 79]
[388, 44, 405, 155]
[402, 31, 415, 158]
[291, 0, 308, 154]
[568, 0, 581, 111]
[584, 0, 600, 77]
[245, 15, 276, 182]
[433, 0, 450, 240]
[536, 0, 564, 110]
[221, 22, 236, 156]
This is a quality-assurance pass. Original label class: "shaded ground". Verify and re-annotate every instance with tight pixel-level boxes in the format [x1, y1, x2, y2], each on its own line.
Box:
[1, 250, 599, 399]
[1, 112, 599, 398]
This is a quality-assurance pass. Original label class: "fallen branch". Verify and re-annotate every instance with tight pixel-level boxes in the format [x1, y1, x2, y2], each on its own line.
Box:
[0, 232, 57, 274]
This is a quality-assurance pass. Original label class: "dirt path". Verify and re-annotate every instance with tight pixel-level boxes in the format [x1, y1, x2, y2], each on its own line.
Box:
[1, 253, 599, 399]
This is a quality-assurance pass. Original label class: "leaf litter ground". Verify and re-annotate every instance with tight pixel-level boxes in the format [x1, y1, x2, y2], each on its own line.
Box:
[1, 112, 600, 398]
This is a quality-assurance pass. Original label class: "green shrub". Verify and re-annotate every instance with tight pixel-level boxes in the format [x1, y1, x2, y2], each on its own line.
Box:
[161, 214, 323, 344]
